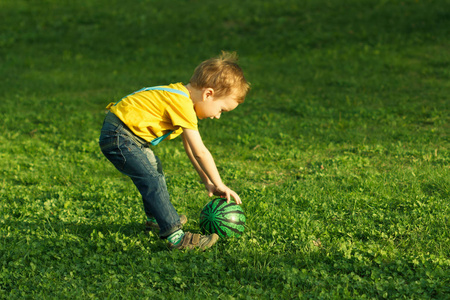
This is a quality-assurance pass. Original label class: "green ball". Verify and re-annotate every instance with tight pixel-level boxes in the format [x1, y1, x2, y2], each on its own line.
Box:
[199, 198, 246, 238]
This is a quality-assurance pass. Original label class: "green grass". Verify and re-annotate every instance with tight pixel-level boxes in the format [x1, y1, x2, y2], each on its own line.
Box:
[1, 0, 449, 298]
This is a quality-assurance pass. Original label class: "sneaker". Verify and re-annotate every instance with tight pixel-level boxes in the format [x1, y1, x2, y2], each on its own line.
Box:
[170, 232, 219, 250]
[145, 214, 188, 231]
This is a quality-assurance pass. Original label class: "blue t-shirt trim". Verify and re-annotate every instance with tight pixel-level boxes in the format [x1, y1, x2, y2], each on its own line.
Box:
[129, 86, 189, 99]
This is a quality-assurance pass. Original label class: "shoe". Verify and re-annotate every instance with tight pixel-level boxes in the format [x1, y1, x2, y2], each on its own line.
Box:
[170, 232, 219, 250]
[145, 214, 188, 231]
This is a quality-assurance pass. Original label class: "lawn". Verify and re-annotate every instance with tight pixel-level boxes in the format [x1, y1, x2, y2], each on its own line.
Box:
[1, 0, 449, 298]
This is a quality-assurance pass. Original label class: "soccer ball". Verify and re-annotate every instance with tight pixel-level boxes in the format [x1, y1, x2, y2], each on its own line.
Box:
[199, 198, 246, 238]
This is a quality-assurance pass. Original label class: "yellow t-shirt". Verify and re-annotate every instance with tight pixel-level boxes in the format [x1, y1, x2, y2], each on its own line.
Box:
[108, 83, 197, 143]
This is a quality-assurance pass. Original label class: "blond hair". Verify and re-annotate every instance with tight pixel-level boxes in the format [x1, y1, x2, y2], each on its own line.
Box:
[189, 51, 250, 103]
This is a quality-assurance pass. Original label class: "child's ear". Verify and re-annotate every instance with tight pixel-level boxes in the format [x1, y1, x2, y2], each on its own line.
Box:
[202, 88, 215, 101]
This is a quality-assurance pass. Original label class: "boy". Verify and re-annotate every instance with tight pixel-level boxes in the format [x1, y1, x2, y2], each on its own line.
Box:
[99, 52, 250, 250]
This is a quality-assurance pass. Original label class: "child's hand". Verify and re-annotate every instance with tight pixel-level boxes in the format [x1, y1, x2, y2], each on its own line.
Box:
[207, 184, 242, 205]
[204, 182, 217, 197]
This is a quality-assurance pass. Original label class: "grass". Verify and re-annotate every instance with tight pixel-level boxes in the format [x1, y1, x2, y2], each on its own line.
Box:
[1, 0, 449, 298]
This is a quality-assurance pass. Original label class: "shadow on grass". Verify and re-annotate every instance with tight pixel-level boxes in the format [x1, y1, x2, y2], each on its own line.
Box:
[3, 219, 170, 254]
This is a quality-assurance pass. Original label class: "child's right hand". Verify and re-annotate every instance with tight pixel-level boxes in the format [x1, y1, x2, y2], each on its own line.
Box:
[205, 183, 242, 205]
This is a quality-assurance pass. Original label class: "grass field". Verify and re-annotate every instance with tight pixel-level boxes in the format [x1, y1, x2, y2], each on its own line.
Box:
[1, 0, 449, 298]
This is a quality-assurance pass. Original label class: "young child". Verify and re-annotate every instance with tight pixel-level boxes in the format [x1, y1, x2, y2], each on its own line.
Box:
[99, 52, 250, 250]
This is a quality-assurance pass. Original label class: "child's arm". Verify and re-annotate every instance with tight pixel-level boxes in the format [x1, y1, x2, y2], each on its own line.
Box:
[182, 128, 242, 204]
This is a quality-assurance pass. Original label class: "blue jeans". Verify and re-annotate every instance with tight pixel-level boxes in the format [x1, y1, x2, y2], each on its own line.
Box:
[99, 112, 183, 238]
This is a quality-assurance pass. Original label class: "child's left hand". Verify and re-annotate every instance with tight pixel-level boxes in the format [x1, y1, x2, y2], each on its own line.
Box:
[205, 182, 217, 197]
[205, 183, 242, 205]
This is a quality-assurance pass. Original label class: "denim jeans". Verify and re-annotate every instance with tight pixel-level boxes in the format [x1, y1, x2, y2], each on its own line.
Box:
[98, 112, 182, 238]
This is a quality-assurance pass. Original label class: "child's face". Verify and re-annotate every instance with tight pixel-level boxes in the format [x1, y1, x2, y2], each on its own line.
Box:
[194, 94, 239, 120]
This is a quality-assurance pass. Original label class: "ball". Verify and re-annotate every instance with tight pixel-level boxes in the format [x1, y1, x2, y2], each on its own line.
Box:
[199, 198, 246, 238]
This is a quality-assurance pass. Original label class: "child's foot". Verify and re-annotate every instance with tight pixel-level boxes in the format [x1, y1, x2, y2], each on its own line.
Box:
[145, 214, 187, 231]
[169, 231, 219, 250]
